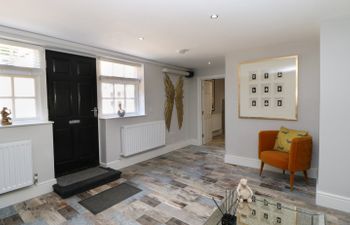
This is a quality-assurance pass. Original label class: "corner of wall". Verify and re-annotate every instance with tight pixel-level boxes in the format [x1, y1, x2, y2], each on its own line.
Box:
[316, 189, 350, 213]
[0, 179, 56, 209]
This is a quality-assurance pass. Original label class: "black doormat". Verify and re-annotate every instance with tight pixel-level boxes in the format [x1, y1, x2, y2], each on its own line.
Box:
[79, 183, 142, 214]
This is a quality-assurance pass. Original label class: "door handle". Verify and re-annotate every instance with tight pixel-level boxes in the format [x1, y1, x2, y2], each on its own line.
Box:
[91, 107, 98, 118]
[69, 120, 80, 125]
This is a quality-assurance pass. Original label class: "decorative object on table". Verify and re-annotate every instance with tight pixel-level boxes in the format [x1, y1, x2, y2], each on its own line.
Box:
[175, 76, 184, 129]
[237, 195, 299, 225]
[259, 128, 312, 191]
[164, 74, 175, 131]
[238, 55, 298, 120]
[1, 107, 12, 126]
[236, 178, 254, 203]
[209, 185, 325, 225]
[235, 178, 254, 221]
[117, 103, 125, 117]
[212, 190, 238, 225]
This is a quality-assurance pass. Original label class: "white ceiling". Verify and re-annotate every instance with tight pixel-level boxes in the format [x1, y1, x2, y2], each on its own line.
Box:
[1, 0, 350, 69]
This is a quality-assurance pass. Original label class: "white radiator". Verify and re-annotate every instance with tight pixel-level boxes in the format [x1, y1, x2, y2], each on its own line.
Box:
[121, 121, 166, 157]
[0, 140, 33, 194]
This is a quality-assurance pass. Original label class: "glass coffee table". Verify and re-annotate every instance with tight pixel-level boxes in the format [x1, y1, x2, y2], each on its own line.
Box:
[205, 190, 326, 225]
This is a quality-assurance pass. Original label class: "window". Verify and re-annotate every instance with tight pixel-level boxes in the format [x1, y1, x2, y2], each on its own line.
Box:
[98, 59, 144, 116]
[0, 39, 45, 121]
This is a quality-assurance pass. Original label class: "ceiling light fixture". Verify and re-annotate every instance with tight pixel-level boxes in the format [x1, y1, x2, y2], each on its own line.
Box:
[210, 14, 219, 19]
[138, 37, 144, 41]
[208, 61, 212, 65]
[177, 49, 190, 54]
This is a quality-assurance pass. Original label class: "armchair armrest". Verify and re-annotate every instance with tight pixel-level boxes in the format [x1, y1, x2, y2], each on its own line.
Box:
[288, 136, 313, 172]
[258, 130, 279, 159]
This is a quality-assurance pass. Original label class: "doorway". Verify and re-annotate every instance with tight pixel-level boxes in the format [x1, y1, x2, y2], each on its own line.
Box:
[201, 78, 225, 148]
[46, 50, 99, 177]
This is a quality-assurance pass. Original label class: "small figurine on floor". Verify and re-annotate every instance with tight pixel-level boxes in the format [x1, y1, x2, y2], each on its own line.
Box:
[1, 107, 12, 126]
[236, 178, 254, 203]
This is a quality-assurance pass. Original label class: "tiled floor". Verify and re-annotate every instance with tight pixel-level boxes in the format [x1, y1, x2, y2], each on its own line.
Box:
[1, 145, 350, 225]
[206, 134, 225, 148]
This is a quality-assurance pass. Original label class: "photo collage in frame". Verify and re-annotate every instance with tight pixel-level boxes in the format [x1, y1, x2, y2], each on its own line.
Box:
[239, 55, 298, 120]
[248, 70, 285, 109]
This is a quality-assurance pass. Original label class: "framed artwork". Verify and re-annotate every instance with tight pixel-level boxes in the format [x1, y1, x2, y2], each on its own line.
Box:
[238, 55, 298, 120]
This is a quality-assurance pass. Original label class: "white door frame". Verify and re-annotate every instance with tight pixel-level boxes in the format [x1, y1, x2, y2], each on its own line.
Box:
[196, 74, 225, 146]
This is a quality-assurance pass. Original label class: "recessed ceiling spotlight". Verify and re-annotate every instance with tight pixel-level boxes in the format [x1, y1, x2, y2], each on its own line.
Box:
[177, 49, 190, 54]
[210, 14, 219, 19]
[208, 61, 212, 65]
[138, 37, 144, 41]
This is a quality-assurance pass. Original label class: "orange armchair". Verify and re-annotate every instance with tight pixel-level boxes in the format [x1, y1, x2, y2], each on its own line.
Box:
[258, 130, 312, 191]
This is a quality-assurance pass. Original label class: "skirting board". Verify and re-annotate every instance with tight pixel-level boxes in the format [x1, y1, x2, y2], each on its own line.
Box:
[316, 190, 350, 213]
[0, 179, 57, 209]
[225, 154, 318, 178]
[100, 139, 198, 170]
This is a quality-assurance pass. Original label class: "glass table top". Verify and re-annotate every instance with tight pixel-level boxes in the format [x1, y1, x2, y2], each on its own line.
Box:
[205, 190, 326, 225]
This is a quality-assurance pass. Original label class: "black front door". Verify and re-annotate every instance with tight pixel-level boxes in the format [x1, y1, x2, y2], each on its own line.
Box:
[46, 50, 99, 177]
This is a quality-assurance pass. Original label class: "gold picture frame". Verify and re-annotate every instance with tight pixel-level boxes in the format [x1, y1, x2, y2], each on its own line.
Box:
[238, 55, 298, 121]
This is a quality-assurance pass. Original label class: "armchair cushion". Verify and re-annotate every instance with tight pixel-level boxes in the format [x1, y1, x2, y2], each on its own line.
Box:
[260, 150, 289, 170]
[274, 127, 308, 152]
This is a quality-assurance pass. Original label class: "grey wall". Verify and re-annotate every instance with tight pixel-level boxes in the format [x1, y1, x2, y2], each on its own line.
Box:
[225, 40, 320, 171]
[100, 62, 196, 163]
[317, 18, 350, 212]
[195, 64, 226, 77]
[0, 123, 55, 208]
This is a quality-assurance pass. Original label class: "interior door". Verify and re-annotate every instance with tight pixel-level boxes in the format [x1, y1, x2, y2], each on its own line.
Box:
[202, 80, 213, 144]
[46, 50, 99, 177]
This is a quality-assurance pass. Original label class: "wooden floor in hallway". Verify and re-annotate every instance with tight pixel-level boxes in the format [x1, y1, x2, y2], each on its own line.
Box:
[1, 145, 349, 225]
[205, 134, 225, 148]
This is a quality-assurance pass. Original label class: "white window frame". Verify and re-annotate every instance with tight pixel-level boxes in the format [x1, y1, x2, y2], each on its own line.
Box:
[0, 39, 47, 122]
[97, 58, 145, 118]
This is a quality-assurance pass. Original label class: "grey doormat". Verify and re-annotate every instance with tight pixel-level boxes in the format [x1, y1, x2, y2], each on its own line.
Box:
[79, 183, 142, 214]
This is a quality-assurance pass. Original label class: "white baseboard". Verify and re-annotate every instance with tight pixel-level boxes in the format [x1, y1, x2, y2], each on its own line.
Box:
[225, 153, 318, 178]
[316, 190, 350, 213]
[100, 139, 197, 170]
[0, 178, 56, 209]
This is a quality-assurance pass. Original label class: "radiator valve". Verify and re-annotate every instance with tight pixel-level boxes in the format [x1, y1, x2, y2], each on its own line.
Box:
[33, 173, 39, 184]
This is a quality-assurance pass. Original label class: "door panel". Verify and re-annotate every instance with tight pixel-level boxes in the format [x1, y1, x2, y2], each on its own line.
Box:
[52, 81, 73, 117]
[54, 128, 74, 162]
[46, 50, 99, 177]
[77, 125, 99, 159]
[52, 58, 71, 74]
[76, 60, 94, 77]
[202, 80, 213, 144]
[77, 82, 95, 117]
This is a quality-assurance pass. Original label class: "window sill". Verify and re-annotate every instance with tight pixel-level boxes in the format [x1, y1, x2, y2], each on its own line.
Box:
[99, 114, 147, 120]
[0, 121, 54, 129]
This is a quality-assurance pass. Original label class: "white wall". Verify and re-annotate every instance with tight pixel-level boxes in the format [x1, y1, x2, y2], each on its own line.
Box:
[224, 40, 320, 178]
[0, 123, 56, 208]
[316, 18, 350, 213]
[99, 62, 197, 168]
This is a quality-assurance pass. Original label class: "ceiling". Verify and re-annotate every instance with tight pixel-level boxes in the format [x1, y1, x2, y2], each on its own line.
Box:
[1, 0, 350, 69]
